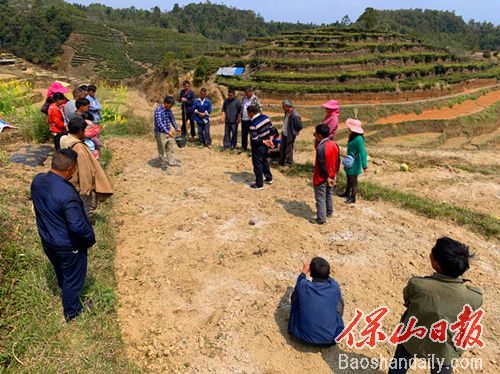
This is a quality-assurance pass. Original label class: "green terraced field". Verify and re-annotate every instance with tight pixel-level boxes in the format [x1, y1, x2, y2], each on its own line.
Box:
[252, 62, 497, 82]
[111, 24, 220, 65]
[217, 67, 500, 94]
[69, 18, 219, 79]
[209, 27, 499, 96]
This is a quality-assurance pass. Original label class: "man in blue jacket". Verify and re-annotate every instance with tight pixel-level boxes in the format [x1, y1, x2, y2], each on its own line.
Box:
[288, 257, 345, 346]
[31, 149, 96, 321]
[193, 88, 212, 147]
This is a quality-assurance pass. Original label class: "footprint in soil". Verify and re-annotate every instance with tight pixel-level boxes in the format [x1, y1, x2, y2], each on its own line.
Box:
[225, 171, 255, 184]
[276, 198, 314, 220]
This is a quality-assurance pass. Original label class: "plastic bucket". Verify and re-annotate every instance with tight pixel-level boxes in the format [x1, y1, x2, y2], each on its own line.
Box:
[175, 136, 186, 148]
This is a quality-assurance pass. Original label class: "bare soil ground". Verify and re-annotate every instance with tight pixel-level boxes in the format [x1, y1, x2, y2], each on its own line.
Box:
[109, 125, 499, 373]
[1, 69, 498, 373]
[376, 90, 500, 124]
[290, 143, 500, 217]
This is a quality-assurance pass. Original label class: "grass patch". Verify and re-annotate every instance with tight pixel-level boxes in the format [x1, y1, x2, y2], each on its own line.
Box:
[102, 112, 152, 137]
[285, 162, 499, 237]
[453, 163, 500, 175]
[0, 164, 138, 372]
[17, 106, 52, 144]
[360, 181, 499, 237]
[99, 147, 113, 171]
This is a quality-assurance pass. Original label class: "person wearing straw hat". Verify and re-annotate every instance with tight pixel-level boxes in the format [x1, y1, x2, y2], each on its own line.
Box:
[338, 118, 367, 204]
[321, 99, 340, 138]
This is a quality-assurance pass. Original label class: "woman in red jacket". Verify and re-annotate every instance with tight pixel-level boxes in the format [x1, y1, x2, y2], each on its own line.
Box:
[48, 92, 67, 150]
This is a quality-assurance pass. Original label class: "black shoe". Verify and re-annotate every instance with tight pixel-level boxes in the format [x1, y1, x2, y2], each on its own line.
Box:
[250, 183, 264, 190]
[337, 192, 349, 198]
[309, 218, 325, 225]
[264, 179, 273, 185]
[345, 197, 356, 204]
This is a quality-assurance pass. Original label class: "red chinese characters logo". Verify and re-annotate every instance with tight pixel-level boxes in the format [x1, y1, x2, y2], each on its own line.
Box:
[336, 307, 389, 348]
[336, 305, 485, 349]
[389, 316, 427, 344]
[450, 305, 485, 349]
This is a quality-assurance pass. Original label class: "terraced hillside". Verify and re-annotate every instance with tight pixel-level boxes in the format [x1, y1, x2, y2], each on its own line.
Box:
[213, 28, 500, 101]
[66, 17, 219, 80]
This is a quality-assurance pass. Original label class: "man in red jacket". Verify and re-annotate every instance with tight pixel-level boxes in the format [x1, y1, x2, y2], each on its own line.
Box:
[311, 124, 339, 225]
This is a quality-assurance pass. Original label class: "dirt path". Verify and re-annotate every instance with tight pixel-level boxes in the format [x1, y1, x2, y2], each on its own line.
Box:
[376, 90, 500, 124]
[109, 138, 499, 374]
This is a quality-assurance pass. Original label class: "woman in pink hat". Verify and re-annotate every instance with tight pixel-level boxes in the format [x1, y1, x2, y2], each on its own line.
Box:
[41, 82, 69, 115]
[322, 100, 340, 137]
[338, 118, 368, 204]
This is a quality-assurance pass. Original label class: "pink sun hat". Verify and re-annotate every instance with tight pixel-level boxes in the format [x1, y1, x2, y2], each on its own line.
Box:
[321, 99, 340, 110]
[47, 81, 69, 98]
[345, 118, 364, 134]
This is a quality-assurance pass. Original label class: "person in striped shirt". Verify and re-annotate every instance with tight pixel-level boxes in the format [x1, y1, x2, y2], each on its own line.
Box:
[247, 105, 274, 190]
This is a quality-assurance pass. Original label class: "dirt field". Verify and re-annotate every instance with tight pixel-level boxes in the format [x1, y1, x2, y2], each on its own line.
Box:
[376, 90, 500, 124]
[1, 64, 498, 373]
[108, 121, 499, 373]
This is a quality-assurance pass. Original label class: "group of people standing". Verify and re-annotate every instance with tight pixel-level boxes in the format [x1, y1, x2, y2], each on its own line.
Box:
[42, 82, 112, 217]
[155, 83, 368, 223]
[30, 83, 115, 321]
[44, 83, 102, 151]
[29, 82, 484, 374]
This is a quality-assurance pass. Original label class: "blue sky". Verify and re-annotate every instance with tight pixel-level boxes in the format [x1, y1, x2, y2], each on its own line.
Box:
[70, 0, 499, 24]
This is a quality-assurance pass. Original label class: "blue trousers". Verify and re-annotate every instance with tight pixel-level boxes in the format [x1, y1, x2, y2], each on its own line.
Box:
[43, 247, 88, 320]
[251, 141, 272, 187]
[198, 121, 211, 146]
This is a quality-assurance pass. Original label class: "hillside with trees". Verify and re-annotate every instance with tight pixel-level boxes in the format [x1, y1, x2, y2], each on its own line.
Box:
[0, 1, 498, 79]
[354, 8, 500, 52]
[0, 0, 313, 72]
[0, 0, 73, 65]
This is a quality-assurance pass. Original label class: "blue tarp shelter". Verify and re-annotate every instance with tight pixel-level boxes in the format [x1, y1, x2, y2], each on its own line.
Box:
[216, 67, 245, 77]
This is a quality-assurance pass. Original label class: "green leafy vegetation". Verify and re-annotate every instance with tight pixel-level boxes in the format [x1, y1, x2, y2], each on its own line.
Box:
[0, 80, 32, 116]
[256, 42, 427, 54]
[251, 52, 460, 68]
[354, 8, 499, 51]
[363, 101, 500, 144]
[218, 67, 500, 94]
[17, 106, 52, 144]
[253, 62, 495, 82]
[81, 2, 315, 44]
[0, 0, 73, 66]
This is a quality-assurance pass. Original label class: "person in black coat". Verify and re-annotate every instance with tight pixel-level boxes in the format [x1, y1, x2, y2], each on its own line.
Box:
[279, 99, 303, 167]
[31, 149, 96, 321]
[179, 80, 196, 139]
